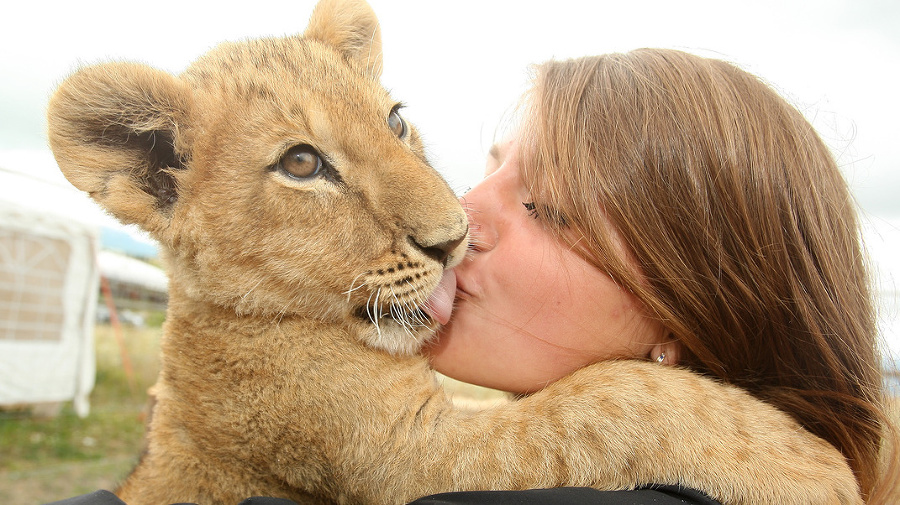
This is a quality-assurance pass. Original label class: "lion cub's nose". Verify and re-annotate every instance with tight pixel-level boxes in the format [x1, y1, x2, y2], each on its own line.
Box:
[410, 231, 467, 266]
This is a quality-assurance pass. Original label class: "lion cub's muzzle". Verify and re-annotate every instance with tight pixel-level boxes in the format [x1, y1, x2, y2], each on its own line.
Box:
[349, 221, 468, 355]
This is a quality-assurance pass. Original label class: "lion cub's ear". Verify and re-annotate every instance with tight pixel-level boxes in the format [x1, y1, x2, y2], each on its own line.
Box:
[47, 62, 192, 238]
[303, 0, 383, 78]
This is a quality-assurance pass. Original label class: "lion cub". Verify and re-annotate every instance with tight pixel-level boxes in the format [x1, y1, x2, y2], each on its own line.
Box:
[47, 0, 860, 504]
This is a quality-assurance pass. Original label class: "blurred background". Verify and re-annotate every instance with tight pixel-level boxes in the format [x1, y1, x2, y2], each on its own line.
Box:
[1, 0, 898, 502]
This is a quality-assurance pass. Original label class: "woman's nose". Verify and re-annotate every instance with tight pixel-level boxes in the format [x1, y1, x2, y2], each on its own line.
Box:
[459, 192, 496, 254]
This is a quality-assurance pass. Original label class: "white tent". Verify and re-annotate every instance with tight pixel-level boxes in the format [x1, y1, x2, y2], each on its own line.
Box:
[0, 151, 102, 417]
[98, 249, 168, 296]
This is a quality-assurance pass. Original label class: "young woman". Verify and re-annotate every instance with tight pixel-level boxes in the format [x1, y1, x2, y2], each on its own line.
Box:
[425, 48, 899, 504]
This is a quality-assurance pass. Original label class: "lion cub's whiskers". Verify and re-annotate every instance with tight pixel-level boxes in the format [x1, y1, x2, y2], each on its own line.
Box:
[240, 278, 265, 303]
[390, 286, 427, 337]
[464, 229, 488, 261]
[344, 272, 368, 301]
[371, 287, 384, 338]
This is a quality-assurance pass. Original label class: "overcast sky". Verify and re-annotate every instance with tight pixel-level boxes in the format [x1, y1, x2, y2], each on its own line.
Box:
[2, 0, 899, 347]
[2, 0, 898, 212]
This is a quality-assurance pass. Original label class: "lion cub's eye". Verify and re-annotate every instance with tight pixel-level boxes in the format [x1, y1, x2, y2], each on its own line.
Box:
[388, 106, 408, 140]
[278, 144, 323, 180]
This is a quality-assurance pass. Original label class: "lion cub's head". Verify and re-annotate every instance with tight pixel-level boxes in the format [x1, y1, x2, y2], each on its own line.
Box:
[47, 0, 467, 354]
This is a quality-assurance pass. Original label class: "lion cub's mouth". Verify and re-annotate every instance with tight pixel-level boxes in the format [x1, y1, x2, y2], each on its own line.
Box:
[352, 305, 431, 327]
[351, 268, 455, 332]
[351, 302, 437, 355]
[347, 264, 456, 354]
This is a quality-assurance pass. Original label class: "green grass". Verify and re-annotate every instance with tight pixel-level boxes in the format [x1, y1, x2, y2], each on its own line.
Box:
[0, 319, 162, 504]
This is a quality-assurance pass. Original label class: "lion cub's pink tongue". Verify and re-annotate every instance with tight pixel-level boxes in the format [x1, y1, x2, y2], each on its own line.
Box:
[424, 269, 456, 326]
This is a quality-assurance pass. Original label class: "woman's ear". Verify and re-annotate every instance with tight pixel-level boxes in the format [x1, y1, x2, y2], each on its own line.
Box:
[650, 338, 681, 366]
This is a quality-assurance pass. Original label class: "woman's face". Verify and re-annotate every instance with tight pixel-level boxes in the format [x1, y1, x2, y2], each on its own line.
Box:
[424, 138, 667, 394]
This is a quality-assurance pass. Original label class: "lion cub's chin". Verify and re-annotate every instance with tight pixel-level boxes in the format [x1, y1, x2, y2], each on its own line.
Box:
[353, 317, 438, 355]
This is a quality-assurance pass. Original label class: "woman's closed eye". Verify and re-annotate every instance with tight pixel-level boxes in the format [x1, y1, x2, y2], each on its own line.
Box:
[523, 201, 568, 227]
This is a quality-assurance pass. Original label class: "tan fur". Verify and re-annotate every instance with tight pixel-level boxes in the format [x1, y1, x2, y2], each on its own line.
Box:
[46, 1, 862, 503]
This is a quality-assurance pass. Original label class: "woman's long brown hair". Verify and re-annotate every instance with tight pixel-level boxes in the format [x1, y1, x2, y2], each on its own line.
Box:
[519, 48, 898, 502]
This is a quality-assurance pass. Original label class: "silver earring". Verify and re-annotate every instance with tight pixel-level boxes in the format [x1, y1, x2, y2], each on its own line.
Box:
[656, 352, 666, 364]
